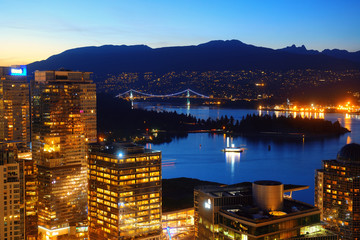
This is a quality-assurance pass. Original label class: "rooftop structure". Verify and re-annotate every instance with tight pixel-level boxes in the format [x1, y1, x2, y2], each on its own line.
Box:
[336, 143, 360, 162]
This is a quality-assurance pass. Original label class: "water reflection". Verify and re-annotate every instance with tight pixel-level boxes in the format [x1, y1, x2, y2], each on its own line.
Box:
[225, 152, 241, 178]
[344, 114, 352, 131]
[268, 111, 325, 119]
[347, 136, 352, 144]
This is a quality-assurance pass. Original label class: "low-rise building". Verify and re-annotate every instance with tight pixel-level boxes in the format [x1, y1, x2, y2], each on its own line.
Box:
[195, 180, 337, 240]
[162, 208, 194, 239]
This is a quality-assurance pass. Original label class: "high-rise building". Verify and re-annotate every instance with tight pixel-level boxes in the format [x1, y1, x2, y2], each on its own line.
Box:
[32, 70, 96, 239]
[0, 65, 30, 240]
[195, 181, 336, 240]
[0, 66, 30, 148]
[88, 142, 162, 240]
[315, 143, 360, 239]
[18, 152, 38, 240]
[0, 142, 25, 240]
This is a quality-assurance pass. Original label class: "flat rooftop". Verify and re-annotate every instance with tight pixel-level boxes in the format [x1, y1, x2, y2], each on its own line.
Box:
[89, 142, 160, 156]
[197, 183, 309, 198]
[221, 198, 317, 223]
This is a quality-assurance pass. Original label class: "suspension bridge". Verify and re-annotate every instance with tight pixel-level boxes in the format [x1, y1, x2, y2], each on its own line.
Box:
[115, 88, 210, 100]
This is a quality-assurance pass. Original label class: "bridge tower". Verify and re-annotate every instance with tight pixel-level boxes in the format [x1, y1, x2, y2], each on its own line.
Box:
[130, 89, 134, 108]
[186, 89, 190, 107]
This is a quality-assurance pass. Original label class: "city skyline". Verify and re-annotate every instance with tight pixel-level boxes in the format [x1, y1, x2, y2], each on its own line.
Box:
[0, 1, 360, 239]
[1, 0, 360, 65]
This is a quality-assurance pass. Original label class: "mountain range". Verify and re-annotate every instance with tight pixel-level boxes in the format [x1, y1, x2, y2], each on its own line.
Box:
[28, 40, 360, 77]
[278, 44, 360, 62]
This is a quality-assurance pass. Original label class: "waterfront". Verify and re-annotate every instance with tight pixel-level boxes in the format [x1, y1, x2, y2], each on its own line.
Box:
[136, 102, 360, 204]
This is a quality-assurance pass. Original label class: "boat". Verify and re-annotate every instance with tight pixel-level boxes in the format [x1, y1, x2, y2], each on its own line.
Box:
[222, 147, 244, 153]
[222, 138, 245, 152]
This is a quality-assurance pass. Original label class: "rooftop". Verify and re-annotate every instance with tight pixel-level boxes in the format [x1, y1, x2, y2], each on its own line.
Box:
[220, 198, 317, 223]
[254, 180, 282, 186]
[88, 142, 159, 156]
[34, 70, 92, 83]
[196, 182, 309, 197]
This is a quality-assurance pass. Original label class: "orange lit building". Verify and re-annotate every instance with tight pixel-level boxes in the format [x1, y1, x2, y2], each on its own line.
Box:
[316, 143, 360, 239]
[32, 70, 96, 239]
[0, 142, 25, 240]
[88, 142, 162, 240]
[18, 152, 38, 240]
[162, 208, 194, 239]
[1, 66, 30, 240]
[0, 66, 30, 148]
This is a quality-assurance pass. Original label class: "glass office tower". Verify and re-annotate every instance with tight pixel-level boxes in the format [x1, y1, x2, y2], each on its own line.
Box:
[32, 70, 96, 239]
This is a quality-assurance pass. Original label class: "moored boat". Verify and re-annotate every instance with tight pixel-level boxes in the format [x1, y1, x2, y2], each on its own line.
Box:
[222, 147, 244, 152]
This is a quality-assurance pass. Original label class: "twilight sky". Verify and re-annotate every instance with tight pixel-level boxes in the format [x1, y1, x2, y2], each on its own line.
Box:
[1, 0, 360, 66]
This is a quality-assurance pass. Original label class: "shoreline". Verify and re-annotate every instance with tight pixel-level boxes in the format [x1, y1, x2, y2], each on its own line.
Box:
[137, 129, 350, 145]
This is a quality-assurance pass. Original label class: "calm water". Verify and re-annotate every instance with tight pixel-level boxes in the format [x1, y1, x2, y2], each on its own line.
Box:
[135, 102, 360, 204]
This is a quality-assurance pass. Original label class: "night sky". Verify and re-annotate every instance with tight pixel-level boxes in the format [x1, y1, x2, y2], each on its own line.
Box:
[1, 0, 360, 65]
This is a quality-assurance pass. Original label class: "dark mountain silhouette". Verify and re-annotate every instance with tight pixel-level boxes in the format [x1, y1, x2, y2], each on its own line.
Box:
[28, 40, 360, 77]
[322, 49, 360, 64]
[278, 44, 319, 55]
[279, 44, 360, 63]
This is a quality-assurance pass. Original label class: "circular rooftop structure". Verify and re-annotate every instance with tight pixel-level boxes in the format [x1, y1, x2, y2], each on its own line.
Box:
[253, 180, 283, 211]
[254, 180, 282, 186]
[337, 143, 360, 162]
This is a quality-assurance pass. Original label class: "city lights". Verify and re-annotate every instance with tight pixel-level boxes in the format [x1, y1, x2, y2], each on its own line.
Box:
[1, 4, 360, 238]
[260, 101, 360, 115]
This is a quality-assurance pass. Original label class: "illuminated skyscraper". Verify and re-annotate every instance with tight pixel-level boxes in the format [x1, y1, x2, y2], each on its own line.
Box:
[0, 66, 30, 240]
[18, 151, 38, 240]
[316, 143, 360, 239]
[88, 142, 162, 240]
[32, 70, 96, 239]
[0, 66, 30, 148]
[0, 142, 25, 240]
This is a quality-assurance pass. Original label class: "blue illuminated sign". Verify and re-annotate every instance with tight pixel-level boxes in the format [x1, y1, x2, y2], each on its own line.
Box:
[10, 66, 27, 76]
